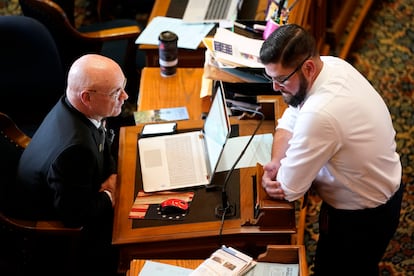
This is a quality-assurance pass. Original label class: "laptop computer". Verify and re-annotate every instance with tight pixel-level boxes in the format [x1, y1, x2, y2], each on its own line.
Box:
[138, 82, 231, 193]
[182, 0, 242, 23]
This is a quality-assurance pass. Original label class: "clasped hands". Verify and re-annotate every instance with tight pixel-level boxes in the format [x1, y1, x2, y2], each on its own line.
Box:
[100, 174, 117, 207]
[262, 162, 286, 200]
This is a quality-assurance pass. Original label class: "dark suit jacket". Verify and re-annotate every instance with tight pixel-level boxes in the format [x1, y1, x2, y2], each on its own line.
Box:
[15, 96, 116, 228]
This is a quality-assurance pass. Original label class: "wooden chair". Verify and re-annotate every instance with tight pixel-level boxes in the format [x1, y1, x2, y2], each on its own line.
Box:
[19, 0, 142, 103]
[0, 112, 82, 275]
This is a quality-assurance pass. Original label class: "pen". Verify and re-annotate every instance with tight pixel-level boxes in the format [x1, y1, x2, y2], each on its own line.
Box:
[233, 21, 262, 33]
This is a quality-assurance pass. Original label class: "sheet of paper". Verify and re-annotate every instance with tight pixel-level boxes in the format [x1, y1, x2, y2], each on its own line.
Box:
[245, 262, 299, 276]
[135, 16, 215, 50]
[139, 260, 194, 276]
[216, 133, 273, 172]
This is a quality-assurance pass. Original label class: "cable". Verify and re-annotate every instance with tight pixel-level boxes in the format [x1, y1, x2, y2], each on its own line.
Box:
[216, 106, 265, 226]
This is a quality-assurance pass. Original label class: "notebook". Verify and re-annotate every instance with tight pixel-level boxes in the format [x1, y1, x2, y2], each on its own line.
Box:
[182, 0, 241, 23]
[138, 82, 231, 193]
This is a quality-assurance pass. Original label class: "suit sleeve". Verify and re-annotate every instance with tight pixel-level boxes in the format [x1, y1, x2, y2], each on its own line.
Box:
[48, 145, 113, 227]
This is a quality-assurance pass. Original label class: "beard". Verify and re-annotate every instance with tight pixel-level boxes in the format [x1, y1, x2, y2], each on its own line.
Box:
[281, 73, 308, 107]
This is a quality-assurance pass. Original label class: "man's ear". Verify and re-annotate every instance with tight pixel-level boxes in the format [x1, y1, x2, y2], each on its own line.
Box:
[80, 90, 91, 105]
[302, 60, 315, 79]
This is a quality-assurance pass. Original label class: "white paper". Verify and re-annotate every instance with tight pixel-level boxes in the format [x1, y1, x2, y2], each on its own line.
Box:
[190, 246, 256, 276]
[135, 16, 215, 50]
[212, 27, 265, 68]
[139, 260, 194, 276]
[244, 262, 299, 276]
[216, 133, 273, 172]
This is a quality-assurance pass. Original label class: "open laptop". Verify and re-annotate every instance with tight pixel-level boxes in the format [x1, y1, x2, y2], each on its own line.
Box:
[182, 0, 241, 23]
[138, 82, 231, 193]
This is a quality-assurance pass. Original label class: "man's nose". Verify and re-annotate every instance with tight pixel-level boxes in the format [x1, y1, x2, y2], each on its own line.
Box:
[272, 81, 283, 91]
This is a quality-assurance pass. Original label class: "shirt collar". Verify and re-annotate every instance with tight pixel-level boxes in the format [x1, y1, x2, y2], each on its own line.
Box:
[89, 118, 102, 129]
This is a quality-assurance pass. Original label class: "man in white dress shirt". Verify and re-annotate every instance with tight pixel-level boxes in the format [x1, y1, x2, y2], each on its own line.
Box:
[260, 24, 403, 276]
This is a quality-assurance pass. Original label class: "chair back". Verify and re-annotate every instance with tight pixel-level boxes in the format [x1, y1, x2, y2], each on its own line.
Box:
[19, 0, 142, 104]
[19, 0, 103, 71]
[0, 112, 31, 215]
[0, 15, 65, 136]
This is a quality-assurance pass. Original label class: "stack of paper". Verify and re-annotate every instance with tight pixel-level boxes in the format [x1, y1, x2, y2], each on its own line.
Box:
[203, 28, 268, 83]
[206, 28, 265, 68]
[190, 245, 256, 276]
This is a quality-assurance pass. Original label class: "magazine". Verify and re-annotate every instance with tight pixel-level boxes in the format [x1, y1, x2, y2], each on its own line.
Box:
[133, 106, 189, 124]
[190, 245, 256, 276]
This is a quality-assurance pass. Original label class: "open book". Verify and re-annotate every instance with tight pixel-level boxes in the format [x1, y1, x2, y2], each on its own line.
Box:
[190, 245, 256, 275]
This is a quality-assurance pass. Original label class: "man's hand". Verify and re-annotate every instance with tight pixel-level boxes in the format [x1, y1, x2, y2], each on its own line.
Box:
[262, 162, 286, 200]
[100, 174, 117, 207]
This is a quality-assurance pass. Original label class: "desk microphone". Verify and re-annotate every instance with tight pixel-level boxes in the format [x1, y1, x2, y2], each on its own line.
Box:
[215, 105, 265, 220]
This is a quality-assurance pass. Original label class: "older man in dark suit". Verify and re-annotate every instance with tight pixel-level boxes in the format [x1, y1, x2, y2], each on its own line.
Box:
[15, 54, 129, 275]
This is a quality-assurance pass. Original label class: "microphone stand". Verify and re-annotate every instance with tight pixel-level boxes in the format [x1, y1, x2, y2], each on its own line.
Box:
[215, 106, 265, 219]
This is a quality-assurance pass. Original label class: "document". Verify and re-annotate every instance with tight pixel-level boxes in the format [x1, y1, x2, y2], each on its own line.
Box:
[139, 260, 194, 276]
[190, 245, 256, 276]
[212, 28, 265, 68]
[244, 262, 299, 276]
[135, 16, 215, 50]
[216, 133, 273, 172]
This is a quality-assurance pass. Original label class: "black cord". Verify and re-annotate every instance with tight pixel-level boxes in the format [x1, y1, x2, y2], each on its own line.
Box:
[217, 106, 265, 236]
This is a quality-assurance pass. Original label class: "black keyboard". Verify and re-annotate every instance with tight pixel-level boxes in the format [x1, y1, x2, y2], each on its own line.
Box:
[205, 0, 231, 20]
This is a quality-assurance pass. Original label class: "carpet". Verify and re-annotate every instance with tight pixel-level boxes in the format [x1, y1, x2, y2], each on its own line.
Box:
[1, 0, 413, 275]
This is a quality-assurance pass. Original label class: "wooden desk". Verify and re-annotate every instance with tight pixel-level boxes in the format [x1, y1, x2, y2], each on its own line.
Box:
[113, 120, 296, 273]
[137, 67, 211, 120]
[140, 0, 269, 67]
[126, 245, 308, 276]
[113, 67, 296, 273]
[141, 0, 369, 65]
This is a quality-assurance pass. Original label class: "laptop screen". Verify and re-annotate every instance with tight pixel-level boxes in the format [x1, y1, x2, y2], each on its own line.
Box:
[204, 82, 231, 175]
[182, 0, 240, 23]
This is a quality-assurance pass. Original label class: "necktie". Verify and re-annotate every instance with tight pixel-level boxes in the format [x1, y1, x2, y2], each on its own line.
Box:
[98, 124, 105, 152]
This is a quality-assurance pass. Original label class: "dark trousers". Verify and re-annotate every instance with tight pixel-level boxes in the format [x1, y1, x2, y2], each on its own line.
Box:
[313, 184, 404, 276]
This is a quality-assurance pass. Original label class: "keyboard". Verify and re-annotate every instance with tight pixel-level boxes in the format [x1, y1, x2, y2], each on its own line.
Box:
[205, 0, 231, 20]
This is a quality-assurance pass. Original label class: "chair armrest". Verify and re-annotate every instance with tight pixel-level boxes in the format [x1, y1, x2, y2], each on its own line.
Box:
[0, 212, 82, 235]
[81, 25, 141, 41]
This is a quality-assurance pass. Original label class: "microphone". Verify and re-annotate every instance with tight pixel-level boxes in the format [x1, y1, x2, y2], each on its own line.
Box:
[215, 105, 265, 219]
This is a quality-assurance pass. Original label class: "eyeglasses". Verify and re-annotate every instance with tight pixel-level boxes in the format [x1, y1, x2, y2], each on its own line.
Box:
[87, 78, 127, 99]
[263, 55, 311, 85]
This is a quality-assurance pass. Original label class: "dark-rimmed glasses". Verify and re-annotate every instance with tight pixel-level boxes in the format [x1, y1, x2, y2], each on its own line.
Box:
[263, 54, 311, 85]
